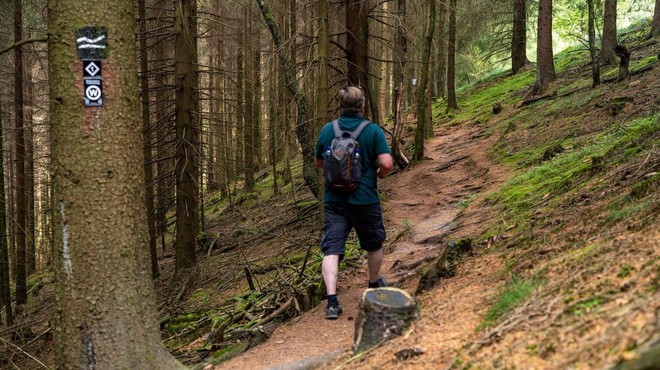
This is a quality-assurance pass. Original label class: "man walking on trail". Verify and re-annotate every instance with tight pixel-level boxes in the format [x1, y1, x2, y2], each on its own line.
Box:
[314, 86, 394, 320]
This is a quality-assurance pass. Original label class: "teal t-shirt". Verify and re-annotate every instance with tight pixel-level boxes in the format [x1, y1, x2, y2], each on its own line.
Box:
[315, 113, 391, 205]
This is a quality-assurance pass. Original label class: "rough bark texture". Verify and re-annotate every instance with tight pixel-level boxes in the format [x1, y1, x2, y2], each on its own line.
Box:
[174, 0, 199, 274]
[533, 0, 556, 93]
[391, 0, 409, 169]
[615, 44, 631, 81]
[48, 0, 183, 367]
[244, 4, 255, 193]
[436, 0, 447, 98]
[653, 0, 660, 38]
[601, 0, 618, 65]
[346, 0, 369, 92]
[446, 0, 459, 111]
[511, 0, 529, 74]
[588, 0, 600, 87]
[353, 288, 418, 353]
[139, 0, 158, 279]
[413, 0, 436, 161]
[0, 97, 13, 326]
[14, 0, 27, 306]
[256, 0, 319, 198]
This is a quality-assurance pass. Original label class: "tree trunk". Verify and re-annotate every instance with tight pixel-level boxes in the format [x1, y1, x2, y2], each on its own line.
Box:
[174, 0, 199, 274]
[602, 0, 617, 65]
[353, 288, 417, 354]
[346, 0, 370, 112]
[153, 33, 170, 254]
[256, 0, 319, 199]
[0, 97, 13, 326]
[413, 0, 436, 161]
[511, 0, 529, 74]
[652, 0, 660, 38]
[436, 0, 447, 98]
[588, 0, 600, 87]
[14, 0, 27, 306]
[48, 0, 184, 366]
[25, 60, 35, 275]
[615, 44, 630, 80]
[244, 4, 255, 193]
[391, 0, 409, 169]
[139, 0, 158, 279]
[446, 0, 459, 111]
[532, 0, 556, 94]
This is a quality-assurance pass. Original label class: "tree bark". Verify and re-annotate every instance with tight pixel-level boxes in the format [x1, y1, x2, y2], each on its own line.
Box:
[436, 0, 447, 98]
[652, 0, 660, 38]
[446, 0, 459, 111]
[138, 0, 158, 279]
[14, 0, 27, 306]
[532, 0, 556, 94]
[413, 0, 436, 161]
[511, 0, 529, 74]
[601, 0, 617, 65]
[48, 0, 184, 366]
[346, 0, 371, 116]
[174, 0, 199, 274]
[256, 0, 319, 198]
[353, 288, 417, 353]
[588, 0, 600, 87]
[25, 59, 35, 275]
[244, 4, 255, 193]
[0, 97, 13, 326]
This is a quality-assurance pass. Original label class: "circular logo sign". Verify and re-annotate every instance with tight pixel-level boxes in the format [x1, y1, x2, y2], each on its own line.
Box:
[85, 85, 102, 101]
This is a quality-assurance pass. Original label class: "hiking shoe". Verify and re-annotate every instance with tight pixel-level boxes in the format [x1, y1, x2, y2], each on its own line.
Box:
[325, 303, 343, 320]
[368, 276, 388, 288]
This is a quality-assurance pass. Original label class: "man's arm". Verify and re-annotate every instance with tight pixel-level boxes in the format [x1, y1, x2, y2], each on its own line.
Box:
[314, 157, 324, 170]
[376, 153, 394, 178]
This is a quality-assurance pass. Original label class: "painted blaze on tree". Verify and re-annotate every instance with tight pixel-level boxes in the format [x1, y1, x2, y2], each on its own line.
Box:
[48, 0, 182, 368]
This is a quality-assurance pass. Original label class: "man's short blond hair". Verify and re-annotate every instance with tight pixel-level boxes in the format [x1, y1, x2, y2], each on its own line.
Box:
[338, 86, 365, 114]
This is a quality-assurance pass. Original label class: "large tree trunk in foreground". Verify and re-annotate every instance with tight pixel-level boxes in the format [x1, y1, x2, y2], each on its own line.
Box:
[353, 288, 417, 353]
[48, 0, 183, 367]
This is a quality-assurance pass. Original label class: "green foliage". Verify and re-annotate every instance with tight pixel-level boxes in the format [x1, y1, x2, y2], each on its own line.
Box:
[567, 296, 605, 315]
[480, 275, 540, 329]
[434, 71, 535, 124]
[489, 116, 658, 231]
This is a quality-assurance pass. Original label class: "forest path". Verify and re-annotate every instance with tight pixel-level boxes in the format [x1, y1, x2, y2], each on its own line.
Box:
[216, 123, 510, 370]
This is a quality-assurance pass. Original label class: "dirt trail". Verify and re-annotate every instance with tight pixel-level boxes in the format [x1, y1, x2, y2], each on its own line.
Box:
[217, 124, 510, 370]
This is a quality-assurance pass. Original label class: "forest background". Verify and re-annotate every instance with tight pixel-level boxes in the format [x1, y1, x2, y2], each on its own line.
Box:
[0, 0, 658, 368]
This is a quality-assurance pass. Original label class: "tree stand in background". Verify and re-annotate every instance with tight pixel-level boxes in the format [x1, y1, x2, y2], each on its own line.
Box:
[353, 288, 417, 353]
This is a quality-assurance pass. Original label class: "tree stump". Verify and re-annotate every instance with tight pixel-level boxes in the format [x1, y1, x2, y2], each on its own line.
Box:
[353, 288, 417, 353]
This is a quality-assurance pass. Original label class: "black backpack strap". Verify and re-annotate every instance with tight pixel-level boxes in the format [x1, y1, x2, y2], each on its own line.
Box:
[350, 120, 371, 140]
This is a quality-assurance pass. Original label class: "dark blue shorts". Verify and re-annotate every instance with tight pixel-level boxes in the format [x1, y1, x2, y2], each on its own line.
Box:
[321, 202, 386, 257]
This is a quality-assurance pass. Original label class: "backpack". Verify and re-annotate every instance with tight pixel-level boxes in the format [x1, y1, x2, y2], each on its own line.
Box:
[323, 119, 371, 192]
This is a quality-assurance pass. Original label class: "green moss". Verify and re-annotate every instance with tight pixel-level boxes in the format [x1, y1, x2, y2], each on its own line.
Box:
[435, 71, 535, 123]
[208, 342, 250, 364]
[479, 275, 540, 329]
[567, 296, 605, 316]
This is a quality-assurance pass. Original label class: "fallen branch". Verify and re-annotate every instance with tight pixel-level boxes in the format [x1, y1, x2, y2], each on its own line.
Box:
[0, 335, 48, 369]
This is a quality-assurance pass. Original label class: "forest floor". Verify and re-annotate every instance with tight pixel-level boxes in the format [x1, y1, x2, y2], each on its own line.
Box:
[217, 123, 512, 370]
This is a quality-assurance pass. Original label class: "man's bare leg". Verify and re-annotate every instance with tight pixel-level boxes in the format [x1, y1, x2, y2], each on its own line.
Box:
[322, 254, 340, 295]
[367, 248, 383, 283]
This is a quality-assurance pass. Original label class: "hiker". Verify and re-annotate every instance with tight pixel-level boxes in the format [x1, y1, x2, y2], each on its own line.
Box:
[314, 86, 394, 320]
